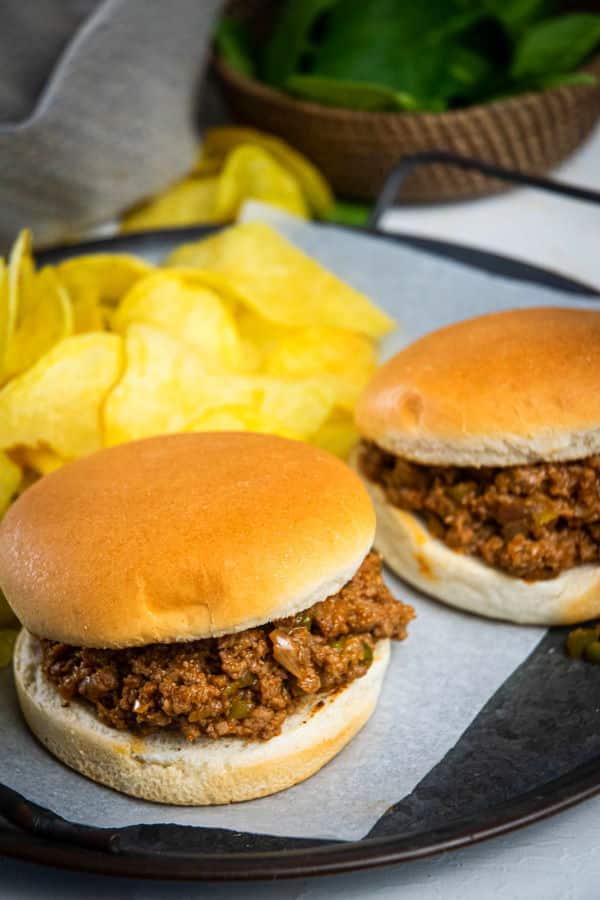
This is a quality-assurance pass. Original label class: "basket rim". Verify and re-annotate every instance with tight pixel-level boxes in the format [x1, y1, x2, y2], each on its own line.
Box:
[214, 52, 600, 125]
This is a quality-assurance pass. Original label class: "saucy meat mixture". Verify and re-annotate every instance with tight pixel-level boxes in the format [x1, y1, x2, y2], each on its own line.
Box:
[360, 441, 600, 581]
[41, 552, 413, 742]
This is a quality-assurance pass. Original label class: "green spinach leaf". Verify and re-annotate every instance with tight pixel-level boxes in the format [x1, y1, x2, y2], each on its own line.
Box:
[215, 18, 255, 77]
[534, 71, 597, 89]
[482, 0, 556, 35]
[305, 0, 489, 109]
[287, 75, 413, 110]
[511, 14, 600, 80]
[260, 0, 339, 87]
[322, 200, 372, 226]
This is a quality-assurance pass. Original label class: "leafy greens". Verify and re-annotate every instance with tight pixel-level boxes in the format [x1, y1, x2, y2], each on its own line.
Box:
[216, 0, 600, 112]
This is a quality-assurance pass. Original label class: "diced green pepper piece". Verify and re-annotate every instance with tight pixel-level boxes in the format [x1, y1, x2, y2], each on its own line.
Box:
[584, 641, 600, 665]
[230, 697, 254, 719]
[224, 672, 256, 697]
[294, 611, 312, 629]
[447, 483, 471, 503]
[534, 507, 559, 526]
[0, 629, 18, 668]
[361, 641, 373, 664]
[565, 627, 597, 660]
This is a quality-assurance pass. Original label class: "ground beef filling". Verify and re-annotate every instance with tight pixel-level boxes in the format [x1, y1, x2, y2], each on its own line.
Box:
[40, 553, 413, 742]
[360, 441, 600, 581]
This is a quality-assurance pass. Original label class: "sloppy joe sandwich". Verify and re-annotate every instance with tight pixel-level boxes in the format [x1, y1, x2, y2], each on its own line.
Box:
[0, 432, 413, 805]
[354, 306, 600, 625]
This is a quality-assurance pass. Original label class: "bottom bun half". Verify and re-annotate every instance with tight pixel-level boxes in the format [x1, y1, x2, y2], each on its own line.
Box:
[14, 629, 389, 805]
[357, 470, 600, 626]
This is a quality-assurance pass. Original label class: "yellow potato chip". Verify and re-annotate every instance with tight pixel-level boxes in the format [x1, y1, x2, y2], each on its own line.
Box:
[103, 324, 210, 445]
[112, 271, 243, 371]
[56, 254, 153, 332]
[105, 322, 335, 446]
[188, 406, 258, 433]
[14, 468, 38, 497]
[235, 309, 291, 370]
[2, 230, 35, 378]
[0, 451, 21, 517]
[0, 260, 9, 378]
[121, 178, 221, 232]
[7, 230, 35, 336]
[311, 411, 360, 459]
[264, 326, 377, 410]
[213, 146, 309, 221]
[252, 377, 335, 438]
[20, 445, 66, 475]
[3, 267, 73, 381]
[200, 128, 334, 217]
[188, 376, 335, 441]
[0, 333, 123, 459]
[167, 222, 395, 338]
[191, 156, 223, 177]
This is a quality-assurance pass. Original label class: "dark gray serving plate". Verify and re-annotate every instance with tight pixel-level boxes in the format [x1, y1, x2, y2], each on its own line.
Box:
[0, 219, 598, 881]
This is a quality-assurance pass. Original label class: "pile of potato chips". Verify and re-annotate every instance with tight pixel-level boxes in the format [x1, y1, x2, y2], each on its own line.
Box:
[121, 128, 335, 232]
[0, 221, 394, 525]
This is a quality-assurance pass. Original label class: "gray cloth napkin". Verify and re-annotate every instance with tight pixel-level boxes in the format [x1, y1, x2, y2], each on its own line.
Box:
[0, 0, 223, 249]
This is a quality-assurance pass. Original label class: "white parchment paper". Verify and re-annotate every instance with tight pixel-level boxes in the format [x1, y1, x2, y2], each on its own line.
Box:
[0, 210, 596, 840]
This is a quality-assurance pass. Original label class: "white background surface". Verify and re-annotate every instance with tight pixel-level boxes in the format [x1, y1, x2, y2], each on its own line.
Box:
[382, 124, 600, 291]
[3, 125, 599, 898]
[2, 796, 600, 899]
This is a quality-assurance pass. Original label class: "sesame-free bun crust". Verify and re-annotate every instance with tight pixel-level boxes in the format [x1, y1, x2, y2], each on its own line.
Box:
[356, 463, 600, 625]
[14, 629, 389, 805]
[0, 433, 374, 648]
[356, 307, 600, 466]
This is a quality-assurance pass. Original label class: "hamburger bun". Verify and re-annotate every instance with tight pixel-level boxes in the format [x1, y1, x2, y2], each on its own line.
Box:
[356, 307, 600, 467]
[0, 432, 375, 648]
[355, 458, 600, 625]
[14, 628, 390, 805]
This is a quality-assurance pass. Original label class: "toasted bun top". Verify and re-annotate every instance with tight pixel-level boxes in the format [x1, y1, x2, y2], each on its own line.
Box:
[0, 433, 374, 648]
[356, 306, 600, 466]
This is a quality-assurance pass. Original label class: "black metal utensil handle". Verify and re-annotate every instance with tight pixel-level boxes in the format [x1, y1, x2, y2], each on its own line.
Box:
[369, 150, 600, 231]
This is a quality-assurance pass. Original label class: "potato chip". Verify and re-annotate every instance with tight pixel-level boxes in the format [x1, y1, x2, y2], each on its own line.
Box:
[0, 333, 123, 459]
[7, 230, 34, 337]
[188, 376, 335, 441]
[213, 146, 309, 221]
[121, 178, 221, 232]
[103, 324, 210, 445]
[167, 222, 395, 338]
[264, 326, 377, 409]
[112, 271, 243, 371]
[159, 266, 246, 310]
[105, 322, 335, 446]
[0, 260, 9, 377]
[187, 406, 257, 432]
[191, 156, 223, 177]
[235, 309, 291, 369]
[105, 325, 273, 441]
[311, 410, 360, 458]
[20, 445, 66, 475]
[2, 230, 35, 379]
[56, 254, 153, 332]
[199, 128, 334, 217]
[3, 267, 73, 381]
[253, 377, 335, 438]
[0, 451, 21, 517]
[13, 468, 38, 497]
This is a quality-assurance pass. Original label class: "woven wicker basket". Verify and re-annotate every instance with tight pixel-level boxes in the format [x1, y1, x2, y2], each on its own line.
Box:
[215, 2, 600, 202]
